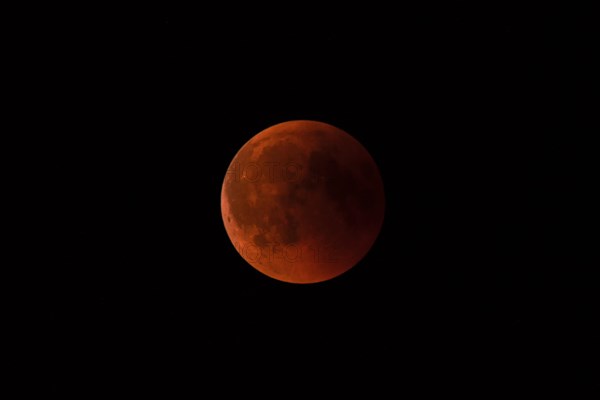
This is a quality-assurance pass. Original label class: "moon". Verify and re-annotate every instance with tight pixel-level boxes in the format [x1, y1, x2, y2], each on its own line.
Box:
[221, 120, 385, 284]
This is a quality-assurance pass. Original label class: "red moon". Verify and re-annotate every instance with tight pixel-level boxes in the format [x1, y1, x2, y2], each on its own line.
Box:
[221, 120, 385, 284]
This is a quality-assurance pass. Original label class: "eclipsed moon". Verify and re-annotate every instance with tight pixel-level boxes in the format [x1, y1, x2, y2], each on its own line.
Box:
[221, 120, 385, 284]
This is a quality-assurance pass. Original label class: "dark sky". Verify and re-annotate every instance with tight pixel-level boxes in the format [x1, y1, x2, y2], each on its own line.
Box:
[36, 3, 596, 395]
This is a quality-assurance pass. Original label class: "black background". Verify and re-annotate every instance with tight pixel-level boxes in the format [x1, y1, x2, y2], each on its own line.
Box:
[34, 2, 596, 395]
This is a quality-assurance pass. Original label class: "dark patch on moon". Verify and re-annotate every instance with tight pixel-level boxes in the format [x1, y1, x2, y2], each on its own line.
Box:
[255, 140, 304, 176]
[286, 183, 309, 206]
[306, 149, 361, 228]
[253, 232, 269, 248]
[281, 211, 300, 244]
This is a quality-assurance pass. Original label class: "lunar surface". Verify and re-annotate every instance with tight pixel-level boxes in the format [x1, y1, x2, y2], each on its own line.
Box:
[221, 120, 385, 284]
